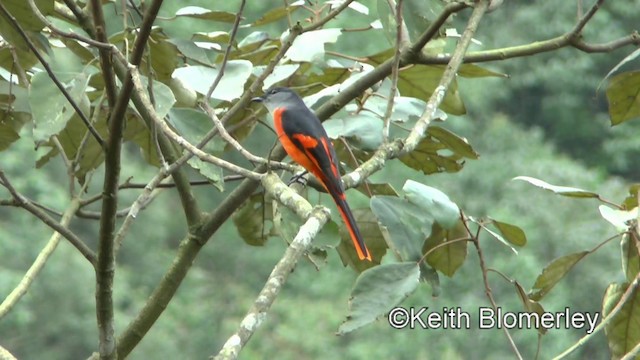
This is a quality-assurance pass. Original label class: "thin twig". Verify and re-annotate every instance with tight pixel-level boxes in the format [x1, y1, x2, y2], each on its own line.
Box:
[0, 196, 82, 319]
[27, 0, 114, 49]
[0, 171, 96, 264]
[90, 0, 117, 107]
[303, 0, 356, 32]
[382, 0, 404, 141]
[553, 273, 640, 360]
[464, 213, 523, 360]
[206, 0, 246, 100]
[0, 1, 105, 148]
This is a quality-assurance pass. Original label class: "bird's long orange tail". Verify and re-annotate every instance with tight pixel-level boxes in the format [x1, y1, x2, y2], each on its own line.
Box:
[331, 193, 371, 261]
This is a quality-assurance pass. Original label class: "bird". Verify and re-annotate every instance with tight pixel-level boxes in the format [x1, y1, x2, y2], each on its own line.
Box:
[252, 87, 372, 261]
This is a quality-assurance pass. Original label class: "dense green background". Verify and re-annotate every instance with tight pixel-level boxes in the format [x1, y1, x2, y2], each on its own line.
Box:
[1, 0, 638, 358]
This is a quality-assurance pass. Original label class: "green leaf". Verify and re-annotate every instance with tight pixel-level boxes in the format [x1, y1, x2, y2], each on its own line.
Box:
[285, 28, 342, 63]
[513, 281, 548, 334]
[174, 6, 236, 22]
[399, 134, 466, 175]
[250, 4, 303, 26]
[54, 103, 107, 179]
[0, 123, 20, 151]
[30, 72, 90, 142]
[338, 262, 420, 334]
[427, 126, 479, 159]
[363, 56, 467, 115]
[138, 76, 176, 119]
[147, 30, 180, 81]
[403, 180, 459, 229]
[233, 193, 271, 246]
[323, 114, 383, 151]
[370, 196, 432, 261]
[606, 71, 640, 125]
[513, 176, 599, 198]
[603, 282, 640, 359]
[621, 234, 640, 282]
[529, 251, 589, 301]
[491, 219, 527, 247]
[172, 61, 253, 101]
[258, 64, 300, 90]
[123, 115, 163, 167]
[478, 223, 518, 254]
[599, 205, 638, 232]
[422, 222, 468, 277]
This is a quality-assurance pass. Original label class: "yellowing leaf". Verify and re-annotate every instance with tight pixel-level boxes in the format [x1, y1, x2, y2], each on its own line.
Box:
[606, 71, 640, 125]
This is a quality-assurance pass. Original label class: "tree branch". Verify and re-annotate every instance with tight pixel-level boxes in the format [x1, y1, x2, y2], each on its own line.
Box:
[206, 0, 246, 99]
[382, 0, 404, 141]
[95, 1, 164, 359]
[214, 204, 330, 360]
[89, 0, 117, 107]
[27, 0, 114, 49]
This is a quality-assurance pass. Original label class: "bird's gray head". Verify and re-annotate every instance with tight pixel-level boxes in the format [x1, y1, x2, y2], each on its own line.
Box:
[251, 87, 302, 113]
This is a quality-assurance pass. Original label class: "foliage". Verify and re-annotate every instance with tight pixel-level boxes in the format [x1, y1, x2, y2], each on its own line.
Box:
[0, 0, 639, 359]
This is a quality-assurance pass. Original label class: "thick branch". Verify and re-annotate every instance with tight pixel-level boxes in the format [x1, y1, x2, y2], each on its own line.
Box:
[95, 1, 164, 359]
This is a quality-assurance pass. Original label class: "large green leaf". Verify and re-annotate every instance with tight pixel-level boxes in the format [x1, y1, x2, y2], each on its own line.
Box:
[422, 222, 468, 277]
[370, 196, 432, 261]
[172, 61, 253, 101]
[399, 127, 474, 174]
[403, 180, 459, 229]
[257, 64, 300, 90]
[323, 114, 383, 151]
[606, 71, 640, 125]
[250, 4, 303, 26]
[30, 71, 90, 143]
[285, 28, 342, 63]
[147, 31, 180, 81]
[233, 193, 272, 246]
[428, 126, 479, 159]
[0, 123, 20, 152]
[529, 251, 589, 301]
[491, 219, 527, 247]
[603, 282, 640, 359]
[338, 262, 420, 334]
[513, 176, 599, 198]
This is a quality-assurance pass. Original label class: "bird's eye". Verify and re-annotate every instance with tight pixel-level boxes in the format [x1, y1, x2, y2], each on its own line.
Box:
[269, 89, 277, 94]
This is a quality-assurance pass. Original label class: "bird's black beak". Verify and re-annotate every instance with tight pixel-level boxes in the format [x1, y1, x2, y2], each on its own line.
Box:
[251, 95, 264, 103]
